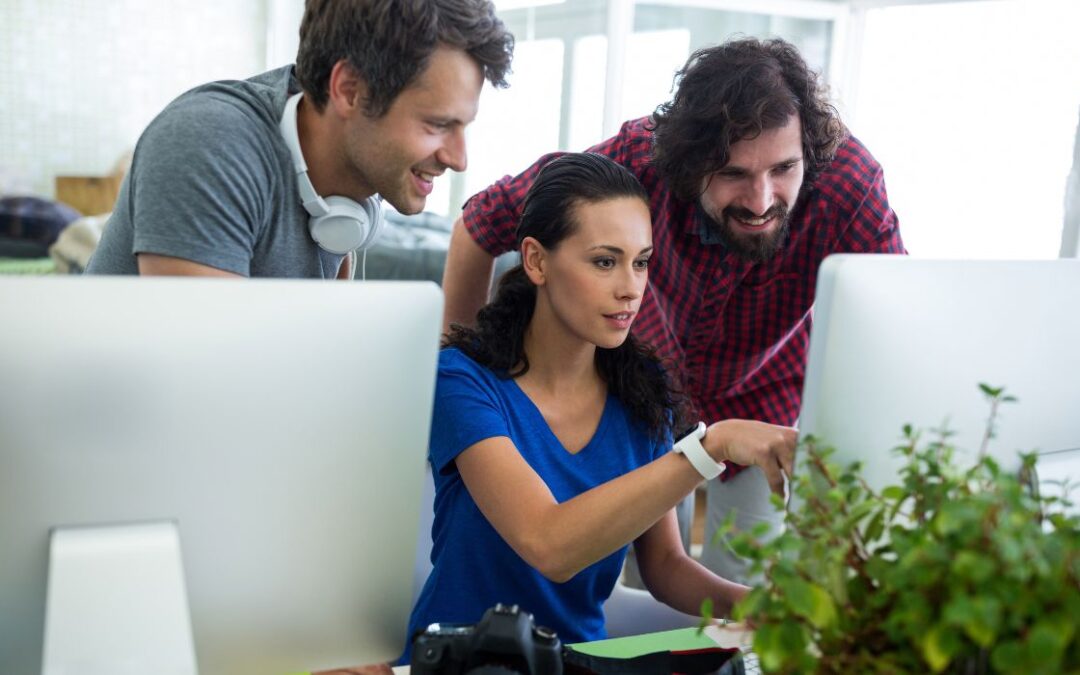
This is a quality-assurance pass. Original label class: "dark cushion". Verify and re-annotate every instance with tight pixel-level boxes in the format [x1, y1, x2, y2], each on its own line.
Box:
[0, 197, 81, 257]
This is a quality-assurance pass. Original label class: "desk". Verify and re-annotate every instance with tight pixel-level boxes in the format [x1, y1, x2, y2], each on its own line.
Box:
[319, 624, 754, 674]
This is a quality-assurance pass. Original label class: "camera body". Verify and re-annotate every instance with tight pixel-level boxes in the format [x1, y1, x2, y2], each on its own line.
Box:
[411, 603, 563, 675]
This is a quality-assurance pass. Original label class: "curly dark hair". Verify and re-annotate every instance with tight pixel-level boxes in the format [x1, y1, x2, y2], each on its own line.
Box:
[650, 37, 846, 202]
[295, 0, 514, 117]
[445, 153, 691, 441]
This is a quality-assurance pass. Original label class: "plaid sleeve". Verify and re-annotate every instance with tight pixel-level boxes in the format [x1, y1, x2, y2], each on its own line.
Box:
[461, 152, 566, 257]
[587, 117, 656, 179]
[461, 118, 655, 257]
[820, 136, 907, 256]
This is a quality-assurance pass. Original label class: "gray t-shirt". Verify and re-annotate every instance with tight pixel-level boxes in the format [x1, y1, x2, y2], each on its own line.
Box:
[87, 66, 347, 278]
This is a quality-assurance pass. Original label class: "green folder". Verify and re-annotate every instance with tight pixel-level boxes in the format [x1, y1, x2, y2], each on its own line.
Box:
[567, 626, 718, 659]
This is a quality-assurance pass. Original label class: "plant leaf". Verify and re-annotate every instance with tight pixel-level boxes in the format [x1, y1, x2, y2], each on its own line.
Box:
[864, 508, 886, 543]
[699, 596, 714, 626]
[785, 577, 838, 630]
[754, 620, 809, 673]
[881, 485, 906, 501]
[920, 624, 960, 673]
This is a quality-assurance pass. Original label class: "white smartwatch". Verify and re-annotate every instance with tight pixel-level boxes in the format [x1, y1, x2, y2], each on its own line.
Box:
[673, 421, 724, 480]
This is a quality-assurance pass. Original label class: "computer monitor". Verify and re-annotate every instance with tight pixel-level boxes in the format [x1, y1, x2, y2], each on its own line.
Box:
[799, 255, 1080, 496]
[0, 277, 441, 674]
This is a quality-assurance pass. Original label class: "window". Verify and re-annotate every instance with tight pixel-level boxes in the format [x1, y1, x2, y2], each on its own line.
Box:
[456, 38, 566, 212]
[437, 0, 847, 217]
[445, 0, 608, 213]
[848, 0, 1080, 259]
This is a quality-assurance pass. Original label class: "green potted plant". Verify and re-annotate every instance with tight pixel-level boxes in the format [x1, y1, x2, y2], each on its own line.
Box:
[711, 386, 1080, 674]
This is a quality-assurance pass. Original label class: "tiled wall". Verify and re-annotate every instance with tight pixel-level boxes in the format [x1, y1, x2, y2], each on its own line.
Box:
[0, 0, 269, 199]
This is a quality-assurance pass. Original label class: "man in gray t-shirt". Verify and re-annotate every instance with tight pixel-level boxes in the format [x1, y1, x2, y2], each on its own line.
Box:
[88, 0, 513, 279]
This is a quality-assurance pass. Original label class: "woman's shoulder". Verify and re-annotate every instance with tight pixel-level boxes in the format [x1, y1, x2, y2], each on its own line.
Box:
[438, 347, 505, 387]
[439, 346, 480, 370]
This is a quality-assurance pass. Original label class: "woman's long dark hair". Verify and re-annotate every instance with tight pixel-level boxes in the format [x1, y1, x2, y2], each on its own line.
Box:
[445, 152, 691, 441]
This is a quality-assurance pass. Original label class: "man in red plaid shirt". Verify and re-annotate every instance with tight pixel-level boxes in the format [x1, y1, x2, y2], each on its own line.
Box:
[440, 37, 906, 583]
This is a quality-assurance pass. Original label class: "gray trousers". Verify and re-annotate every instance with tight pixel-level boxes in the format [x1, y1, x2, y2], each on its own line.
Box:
[623, 467, 783, 588]
[699, 467, 784, 585]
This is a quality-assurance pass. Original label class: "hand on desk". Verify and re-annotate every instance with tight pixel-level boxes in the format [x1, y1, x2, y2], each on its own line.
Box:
[703, 621, 755, 650]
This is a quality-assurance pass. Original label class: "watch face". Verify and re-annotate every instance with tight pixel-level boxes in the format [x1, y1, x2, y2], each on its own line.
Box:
[676, 421, 705, 442]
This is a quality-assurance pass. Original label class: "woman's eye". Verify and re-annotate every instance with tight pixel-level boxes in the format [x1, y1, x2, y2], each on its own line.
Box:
[634, 258, 650, 269]
[593, 257, 615, 269]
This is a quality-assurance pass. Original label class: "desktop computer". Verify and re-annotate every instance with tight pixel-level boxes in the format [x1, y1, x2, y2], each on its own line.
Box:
[799, 255, 1080, 494]
[0, 277, 441, 674]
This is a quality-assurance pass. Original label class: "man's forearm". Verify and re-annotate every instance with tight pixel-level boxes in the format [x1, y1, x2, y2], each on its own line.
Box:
[137, 253, 242, 278]
[441, 216, 496, 332]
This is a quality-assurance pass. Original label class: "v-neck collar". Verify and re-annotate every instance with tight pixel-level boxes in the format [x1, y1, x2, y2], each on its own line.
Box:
[507, 378, 613, 457]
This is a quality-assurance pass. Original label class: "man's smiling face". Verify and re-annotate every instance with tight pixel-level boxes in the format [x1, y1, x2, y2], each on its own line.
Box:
[341, 45, 483, 214]
[698, 114, 805, 262]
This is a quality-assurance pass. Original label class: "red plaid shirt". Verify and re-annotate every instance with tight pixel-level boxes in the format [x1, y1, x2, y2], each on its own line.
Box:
[463, 117, 905, 477]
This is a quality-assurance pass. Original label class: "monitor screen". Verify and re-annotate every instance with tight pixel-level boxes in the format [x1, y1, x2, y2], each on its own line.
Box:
[0, 277, 441, 674]
[799, 255, 1080, 494]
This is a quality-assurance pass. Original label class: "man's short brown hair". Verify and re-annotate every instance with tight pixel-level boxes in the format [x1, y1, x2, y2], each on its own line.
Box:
[295, 0, 514, 117]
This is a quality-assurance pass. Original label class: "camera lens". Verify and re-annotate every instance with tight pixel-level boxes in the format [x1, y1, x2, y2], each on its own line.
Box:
[418, 645, 441, 663]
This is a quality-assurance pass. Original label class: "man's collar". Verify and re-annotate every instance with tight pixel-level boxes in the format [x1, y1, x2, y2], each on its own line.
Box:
[692, 207, 727, 245]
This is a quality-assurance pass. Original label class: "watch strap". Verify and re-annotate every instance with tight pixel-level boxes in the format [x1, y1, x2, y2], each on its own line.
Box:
[673, 421, 724, 480]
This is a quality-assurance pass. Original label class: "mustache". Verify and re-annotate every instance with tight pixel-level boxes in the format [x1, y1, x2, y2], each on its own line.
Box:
[723, 203, 788, 222]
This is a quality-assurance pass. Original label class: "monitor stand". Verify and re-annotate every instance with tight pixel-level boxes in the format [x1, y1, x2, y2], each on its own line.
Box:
[41, 521, 198, 675]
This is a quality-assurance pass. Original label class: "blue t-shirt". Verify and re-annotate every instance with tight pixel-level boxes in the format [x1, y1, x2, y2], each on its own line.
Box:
[404, 348, 669, 658]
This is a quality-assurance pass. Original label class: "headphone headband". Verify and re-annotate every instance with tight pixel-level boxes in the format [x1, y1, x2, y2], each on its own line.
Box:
[278, 92, 384, 255]
[279, 93, 329, 217]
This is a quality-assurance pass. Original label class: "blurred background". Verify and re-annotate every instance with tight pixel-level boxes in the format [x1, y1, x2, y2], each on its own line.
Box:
[2, 0, 1078, 260]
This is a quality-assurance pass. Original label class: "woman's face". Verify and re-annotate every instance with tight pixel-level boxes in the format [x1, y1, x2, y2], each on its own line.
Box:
[533, 196, 653, 350]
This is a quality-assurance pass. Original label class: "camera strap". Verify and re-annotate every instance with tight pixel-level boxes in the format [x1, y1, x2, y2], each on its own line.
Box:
[562, 645, 744, 675]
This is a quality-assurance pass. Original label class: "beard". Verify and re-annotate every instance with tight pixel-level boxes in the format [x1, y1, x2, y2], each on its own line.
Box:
[700, 202, 792, 263]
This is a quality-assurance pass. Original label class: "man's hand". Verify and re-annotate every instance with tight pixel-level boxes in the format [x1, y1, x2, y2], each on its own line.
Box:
[702, 420, 797, 495]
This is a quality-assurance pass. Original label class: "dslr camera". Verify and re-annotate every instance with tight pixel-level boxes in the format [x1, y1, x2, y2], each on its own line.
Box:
[410, 603, 562, 675]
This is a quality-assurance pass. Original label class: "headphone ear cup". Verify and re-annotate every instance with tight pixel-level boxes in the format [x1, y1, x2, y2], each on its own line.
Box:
[359, 198, 384, 251]
[309, 196, 372, 255]
[281, 93, 386, 256]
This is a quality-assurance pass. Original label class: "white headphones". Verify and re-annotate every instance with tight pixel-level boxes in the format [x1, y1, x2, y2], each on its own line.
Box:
[279, 92, 383, 255]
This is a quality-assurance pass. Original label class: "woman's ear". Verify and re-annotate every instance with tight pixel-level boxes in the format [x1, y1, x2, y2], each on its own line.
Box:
[520, 236, 547, 286]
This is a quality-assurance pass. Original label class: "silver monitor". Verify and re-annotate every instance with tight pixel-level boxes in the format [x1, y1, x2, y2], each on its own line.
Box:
[799, 255, 1080, 491]
[0, 277, 441, 674]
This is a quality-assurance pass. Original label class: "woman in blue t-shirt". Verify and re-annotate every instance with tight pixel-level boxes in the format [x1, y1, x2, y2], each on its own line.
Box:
[406, 153, 796, 655]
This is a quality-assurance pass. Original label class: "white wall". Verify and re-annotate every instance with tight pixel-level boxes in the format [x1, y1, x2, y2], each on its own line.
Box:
[848, 0, 1080, 259]
[0, 0, 268, 198]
